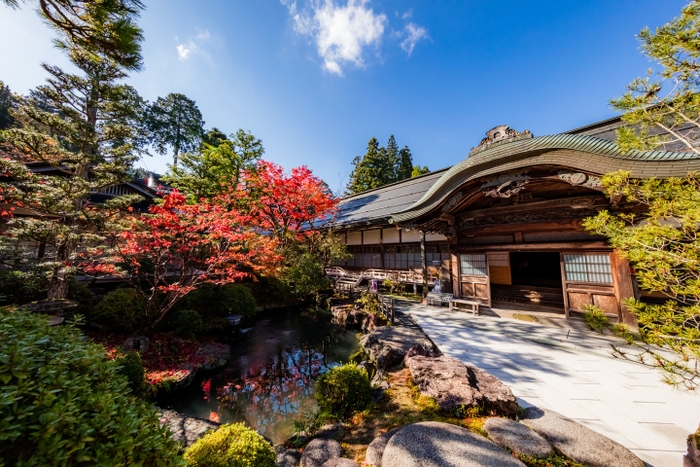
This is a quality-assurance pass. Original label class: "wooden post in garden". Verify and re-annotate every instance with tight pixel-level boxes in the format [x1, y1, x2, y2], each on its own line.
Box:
[420, 230, 428, 298]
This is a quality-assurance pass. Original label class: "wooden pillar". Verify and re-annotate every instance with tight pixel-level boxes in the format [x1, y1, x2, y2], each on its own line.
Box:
[380, 229, 385, 270]
[612, 250, 639, 329]
[420, 231, 428, 297]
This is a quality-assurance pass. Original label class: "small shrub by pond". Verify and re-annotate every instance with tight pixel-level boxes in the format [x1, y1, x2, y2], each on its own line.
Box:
[94, 288, 147, 332]
[115, 351, 148, 398]
[183, 423, 276, 467]
[316, 362, 373, 419]
[218, 284, 256, 318]
[0, 308, 182, 466]
[173, 309, 204, 337]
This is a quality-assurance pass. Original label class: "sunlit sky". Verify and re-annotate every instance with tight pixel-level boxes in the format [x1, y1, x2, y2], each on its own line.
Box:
[0, 0, 688, 193]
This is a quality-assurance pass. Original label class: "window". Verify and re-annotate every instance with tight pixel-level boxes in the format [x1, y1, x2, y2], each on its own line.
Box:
[563, 254, 613, 284]
[460, 254, 487, 276]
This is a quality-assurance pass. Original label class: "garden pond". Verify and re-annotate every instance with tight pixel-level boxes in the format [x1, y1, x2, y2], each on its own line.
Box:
[158, 307, 360, 444]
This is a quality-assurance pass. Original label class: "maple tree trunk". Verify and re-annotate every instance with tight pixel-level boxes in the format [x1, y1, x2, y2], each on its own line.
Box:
[47, 240, 75, 300]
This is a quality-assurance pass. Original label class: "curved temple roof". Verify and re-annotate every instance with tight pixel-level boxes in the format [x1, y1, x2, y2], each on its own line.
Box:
[391, 133, 700, 224]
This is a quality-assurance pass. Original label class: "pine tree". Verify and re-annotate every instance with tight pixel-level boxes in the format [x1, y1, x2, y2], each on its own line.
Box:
[0, 3, 144, 300]
[397, 146, 414, 180]
[0, 81, 16, 130]
[411, 165, 430, 177]
[148, 93, 204, 166]
[346, 137, 384, 194]
[611, 0, 700, 152]
[385, 135, 399, 183]
[2, 0, 145, 71]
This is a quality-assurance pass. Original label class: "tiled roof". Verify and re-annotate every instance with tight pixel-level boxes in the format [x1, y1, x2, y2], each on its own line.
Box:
[391, 133, 700, 224]
[331, 169, 449, 229]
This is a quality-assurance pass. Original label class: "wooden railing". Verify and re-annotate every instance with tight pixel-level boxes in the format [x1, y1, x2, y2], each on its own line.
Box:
[378, 294, 395, 324]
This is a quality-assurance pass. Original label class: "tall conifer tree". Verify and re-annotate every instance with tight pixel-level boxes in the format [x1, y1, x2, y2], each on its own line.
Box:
[0, 1, 145, 300]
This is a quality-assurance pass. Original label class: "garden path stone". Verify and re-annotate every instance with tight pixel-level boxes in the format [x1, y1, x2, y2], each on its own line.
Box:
[484, 417, 553, 458]
[365, 427, 401, 467]
[321, 459, 360, 467]
[521, 407, 645, 467]
[300, 438, 343, 467]
[381, 421, 526, 467]
[158, 409, 219, 448]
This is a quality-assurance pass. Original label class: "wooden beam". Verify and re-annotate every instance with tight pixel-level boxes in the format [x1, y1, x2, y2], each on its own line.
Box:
[458, 196, 607, 220]
[462, 219, 586, 236]
[452, 241, 610, 252]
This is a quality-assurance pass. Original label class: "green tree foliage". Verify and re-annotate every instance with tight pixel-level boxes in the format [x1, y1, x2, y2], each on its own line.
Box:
[0, 81, 16, 130]
[183, 423, 276, 467]
[411, 164, 430, 177]
[148, 93, 204, 166]
[610, 0, 700, 153]
[0, 308, 183, 466]
[2, 0, 145, 71]
[583, 171, 700, 389]
[397, 146, 414, 180]
[0, 4, 145, 300]
[162, 129, 264, 201]
[315, 363, 373, 419]
[346, 135, 417, 195]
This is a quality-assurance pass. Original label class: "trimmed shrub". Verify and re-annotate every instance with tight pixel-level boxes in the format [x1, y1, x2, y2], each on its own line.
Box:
[93, 288, 147, 332]
[173, 309, 204, 337]
[65, 277, 99, 320]
[183, 423, 276, 467]
[115, 351, 147, 398]
[179, 282, 218, 314]
[0, 308, 183, 466]
[246, 276, 293, 307]
[218, 283, 257, 318]
[315, 363, 373, 419]
[0, 269, 48, 305]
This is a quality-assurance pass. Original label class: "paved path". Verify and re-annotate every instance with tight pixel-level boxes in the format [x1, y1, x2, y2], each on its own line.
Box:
[400, 302, 700, 467]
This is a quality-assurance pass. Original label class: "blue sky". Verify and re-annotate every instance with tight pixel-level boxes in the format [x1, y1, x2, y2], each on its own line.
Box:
[0, 0, 689, 193]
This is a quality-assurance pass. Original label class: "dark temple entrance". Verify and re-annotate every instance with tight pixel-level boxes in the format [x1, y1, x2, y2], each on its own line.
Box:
[491, 252, 565, 311]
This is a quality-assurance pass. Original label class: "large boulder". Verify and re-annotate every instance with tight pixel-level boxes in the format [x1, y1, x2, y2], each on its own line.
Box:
[322, 459, 359, 467]
[381, 421, 526, 467]
[405, 355, 519, 416]
[365, 428, 401, 467]
[521, 407, 645, 467]
[301, 438, 343, 467]
[484, 418, 553, 459]
[158, 409, 219, 448]
[686, 432, 700, 467]
[275, 445, 301, 467]
[360, 326, 434, 371]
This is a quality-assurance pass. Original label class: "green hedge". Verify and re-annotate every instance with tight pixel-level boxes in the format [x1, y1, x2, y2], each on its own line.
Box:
[315, 363, 373, 419]
[0, 308, 183, 466]
[218, 284, 257, 318]
[183, 423, 276, 467]
[0, 269, 48, 305]
[93, 288, 147, 332]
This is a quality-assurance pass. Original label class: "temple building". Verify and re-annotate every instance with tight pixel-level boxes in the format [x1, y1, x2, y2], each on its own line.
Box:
[329, 118, 700, 326]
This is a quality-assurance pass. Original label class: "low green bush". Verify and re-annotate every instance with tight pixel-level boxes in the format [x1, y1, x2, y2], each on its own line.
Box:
[315, 363, 373, 419]
[173, 309, 204, 337]
[0, 308, 183, 466]
[183, 423, 276, 467]
[218, 283, 257, 318]
[246, 276, 293, 307]
[93, 288, 147, 332]
[115, 351, 147, 398]
[65, 278, 99, 320]
[0, 269, 48, 305]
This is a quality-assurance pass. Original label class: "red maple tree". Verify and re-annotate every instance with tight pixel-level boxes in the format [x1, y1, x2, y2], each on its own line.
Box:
[103, 160, 337, 331]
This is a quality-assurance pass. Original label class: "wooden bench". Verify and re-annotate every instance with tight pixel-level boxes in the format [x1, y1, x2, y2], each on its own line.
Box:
[449, 298, 481, 315]
[426, 292, 453, 306]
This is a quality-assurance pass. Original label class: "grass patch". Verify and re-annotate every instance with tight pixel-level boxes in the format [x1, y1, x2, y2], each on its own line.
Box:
[515, 451, 586, 467]
[512, 313, 539, 323]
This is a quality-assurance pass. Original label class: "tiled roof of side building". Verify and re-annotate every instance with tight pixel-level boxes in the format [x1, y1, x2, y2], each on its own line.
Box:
[331, 168, 450, 229]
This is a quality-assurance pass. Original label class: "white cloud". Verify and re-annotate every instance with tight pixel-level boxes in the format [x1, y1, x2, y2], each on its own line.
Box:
[400, 22, 428, 56]
[281, 0, 387, 76]
[176, 29, 210, 61]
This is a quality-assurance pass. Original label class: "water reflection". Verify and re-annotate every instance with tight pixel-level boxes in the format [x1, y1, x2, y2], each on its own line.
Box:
[161, 309, 359, 444]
